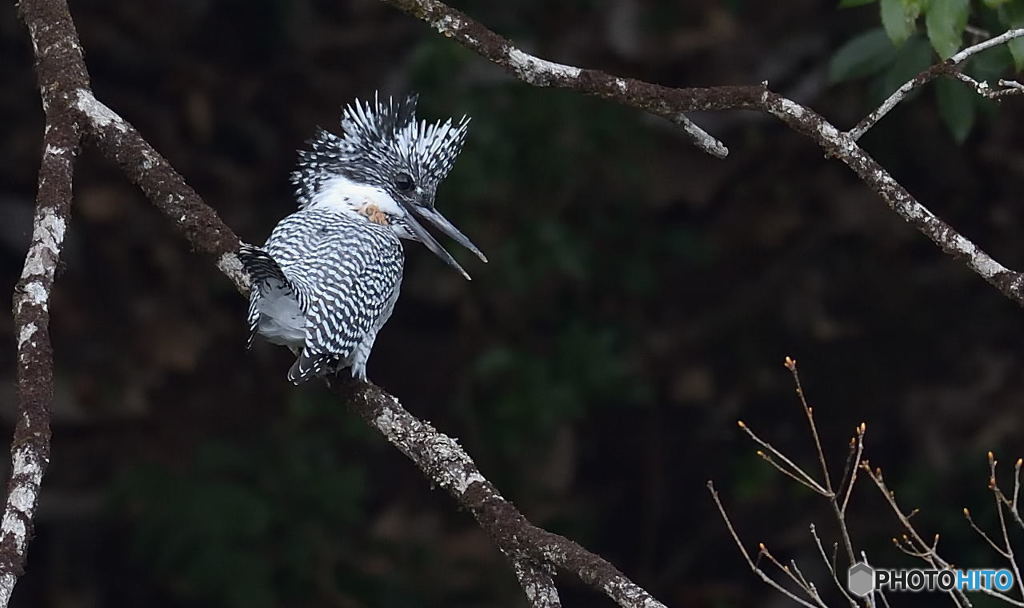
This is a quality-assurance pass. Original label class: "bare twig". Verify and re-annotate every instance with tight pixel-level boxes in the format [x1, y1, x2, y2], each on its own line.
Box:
[987, 453, 1024, 602]
[810, 524, 859, 608]
[963, 507, 1009, 557]
[986, 458, 1024, 532]
[737, 420, 828, 495]
[783, 357, 858, 567]
[707, 481, 821, 608]
[858, 450, 1024, 607]
[859, 552, 888, 608]
[840, 424, 866, 516]
[755, 448, 830, 494]
[849, 28, 1024, 139]
[862, 464, 942, 564]
[1010, 459, 1024, 531]
[785, 357, 832, 494]
[716, 360, 1024, 608]
[949, 72, 1024, 99]
[849, 62, 953, 140]
[950, 28, 1024, 63]
[759, 543, 818, 601]
[1013, 459, 1022, 515]
[670, 113, 729, 158]
[715, 361, 877, 608]
[862, 464, 977, 607]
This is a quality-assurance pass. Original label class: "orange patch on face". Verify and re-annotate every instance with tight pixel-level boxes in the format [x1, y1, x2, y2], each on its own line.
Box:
[360, 203, 390, 226]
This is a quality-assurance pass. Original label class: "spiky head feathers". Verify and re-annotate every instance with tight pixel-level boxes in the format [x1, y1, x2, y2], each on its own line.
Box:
[292, 93, 470, 210]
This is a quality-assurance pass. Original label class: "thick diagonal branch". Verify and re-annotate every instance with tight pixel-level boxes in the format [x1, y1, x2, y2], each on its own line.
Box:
[0, 0, 87, 604]
[380, 0, 1024, 307]
[340, 379, 666, 608]
[14, 0, 1024, 606]
[13, 3, 665, 607]
[2, 121, 79, 608]
[71, 88, 660, 607]
[71, 89, 247, 292]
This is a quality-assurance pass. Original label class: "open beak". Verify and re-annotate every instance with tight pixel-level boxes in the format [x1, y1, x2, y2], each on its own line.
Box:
[399, 202, 487, 280]
[410, 207, 488, 264]
[402, 212, 473, 280]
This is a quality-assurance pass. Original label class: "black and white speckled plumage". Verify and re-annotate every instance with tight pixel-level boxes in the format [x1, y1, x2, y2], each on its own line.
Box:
[241, 92, 478, 384]
[293, 94, 469, 213]
[240, 208, 402, 383]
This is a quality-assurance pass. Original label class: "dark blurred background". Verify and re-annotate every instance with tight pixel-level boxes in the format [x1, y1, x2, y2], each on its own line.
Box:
[2, 0, 1024, 606]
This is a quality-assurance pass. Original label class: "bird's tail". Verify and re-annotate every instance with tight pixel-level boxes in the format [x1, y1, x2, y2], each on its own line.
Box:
[239, 245, 330, 385]
[238, 244, 290, 292]
[237, 244, 293, 349]
[287, 351, 335, 385]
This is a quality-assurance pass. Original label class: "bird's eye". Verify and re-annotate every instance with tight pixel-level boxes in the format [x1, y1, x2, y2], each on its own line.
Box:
[395, 173, 414, 192]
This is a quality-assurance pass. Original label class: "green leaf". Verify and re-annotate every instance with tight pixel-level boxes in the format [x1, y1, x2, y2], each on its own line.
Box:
[881, 0, 922, 45]
[839, 0, 877, 6]
[829, 28, 900, 82]
[878, 34, 935, 96]
[983, 0, 1011, 7]
[936, 77, 976, 142]
[1006, 1, 1024, 70]
[926, 0, 970, 59]
[968, 45, 1013, 82]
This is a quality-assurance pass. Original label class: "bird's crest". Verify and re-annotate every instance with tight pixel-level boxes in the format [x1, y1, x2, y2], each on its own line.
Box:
[292, 93, 470, 209]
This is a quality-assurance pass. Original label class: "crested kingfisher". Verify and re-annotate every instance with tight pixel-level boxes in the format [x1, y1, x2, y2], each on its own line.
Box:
[238, 94, 485, 384]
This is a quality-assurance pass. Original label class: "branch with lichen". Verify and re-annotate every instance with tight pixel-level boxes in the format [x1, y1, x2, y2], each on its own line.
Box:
[0, 0, 86, 603]
[10, 1, 668, 607]
[13, 0, 1024, 605]
[849, 28, 1024, 140]
[381, 0, 1024, 308]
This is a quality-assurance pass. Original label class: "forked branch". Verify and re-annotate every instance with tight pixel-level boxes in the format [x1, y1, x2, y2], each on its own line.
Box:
[715, 358, 1024, 607]
[850, 28, 1024, 139]
[9, 0, 668, 606]
[12, 0, 1024, 606]
[381, 0, 1024, 307]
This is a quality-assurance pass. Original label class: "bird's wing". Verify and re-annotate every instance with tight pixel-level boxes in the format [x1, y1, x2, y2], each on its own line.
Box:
[237, 243, 298, 349]
[265, 211, 403, 382]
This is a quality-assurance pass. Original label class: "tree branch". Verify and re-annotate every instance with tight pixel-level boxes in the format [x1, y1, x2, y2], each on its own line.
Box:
[12, 2, 669, 607]
[512, 560, 562, 608]
[71, 88, 247, 292]
[338, 378, 667, 608]
[2, 122, 78, 608]
[13, 0, 1024, 604]
[380, 0, 1024, 307]
[0, 0, 87, 603]
[849, 28, 1024, 140]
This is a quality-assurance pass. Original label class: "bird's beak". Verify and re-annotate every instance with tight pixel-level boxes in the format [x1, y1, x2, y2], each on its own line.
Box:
[410, 206, 488, 264]
[402, 212, 473, 280]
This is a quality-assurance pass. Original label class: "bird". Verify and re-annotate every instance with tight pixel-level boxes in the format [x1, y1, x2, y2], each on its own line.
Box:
[238, 93, 486, 385]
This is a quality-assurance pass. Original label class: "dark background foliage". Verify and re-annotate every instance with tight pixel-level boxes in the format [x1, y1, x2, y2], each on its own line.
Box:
[2, 0, 1024, 606]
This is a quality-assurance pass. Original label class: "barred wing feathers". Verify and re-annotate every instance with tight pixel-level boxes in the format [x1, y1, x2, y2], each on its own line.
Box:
[263, 209, 404, 384]
[237, 244, 299, 349]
